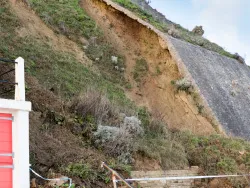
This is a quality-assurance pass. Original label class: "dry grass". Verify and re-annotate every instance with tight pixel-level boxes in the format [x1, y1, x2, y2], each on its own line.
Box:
[71, 88, 118, 124]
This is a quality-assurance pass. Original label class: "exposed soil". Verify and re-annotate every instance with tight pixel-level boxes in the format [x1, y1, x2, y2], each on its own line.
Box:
[9, 0, 216, 136]
[81, 0, 215, 135]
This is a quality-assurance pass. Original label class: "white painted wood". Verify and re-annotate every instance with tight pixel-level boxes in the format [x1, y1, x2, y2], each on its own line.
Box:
[12, 110, 30, 188]
[0, 99, 31, 111]
[0, 57, 31, 187]
[15, 57, 25, 101]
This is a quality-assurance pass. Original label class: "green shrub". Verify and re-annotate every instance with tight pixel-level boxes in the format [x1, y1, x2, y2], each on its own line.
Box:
[171, 78, 193, 94]
[178, 133, 250, 176]
[65, 163, 97, 180]
[217, 157, 237, 174]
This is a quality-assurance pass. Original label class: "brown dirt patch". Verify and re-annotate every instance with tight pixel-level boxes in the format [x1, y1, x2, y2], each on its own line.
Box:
[81, 0, 215, 135]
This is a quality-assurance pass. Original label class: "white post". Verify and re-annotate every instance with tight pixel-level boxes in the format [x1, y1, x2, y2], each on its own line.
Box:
[12, 110, 30, 188]
[12, 57, 30, 187]
[15, 57, 25, 101]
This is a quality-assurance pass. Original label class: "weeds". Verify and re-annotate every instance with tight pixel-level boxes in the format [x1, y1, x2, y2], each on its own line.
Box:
[171, 78, 193, 94]
[178, 133, 250, 176]
[85, 43, 126, 84]
[71, 89, 116, 124]
[137, 108, 188, 169]
[65, 163, 97, 180]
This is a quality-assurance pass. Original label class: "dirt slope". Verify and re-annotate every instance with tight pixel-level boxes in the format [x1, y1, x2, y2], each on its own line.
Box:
[10, 0, 216, 135]
[81, 0, 216, 135]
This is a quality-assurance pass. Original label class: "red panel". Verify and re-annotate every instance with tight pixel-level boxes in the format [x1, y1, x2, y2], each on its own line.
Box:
[0, 124, 11, 133]
[0, 144, 12, 153]
[0, 113, 12, 188]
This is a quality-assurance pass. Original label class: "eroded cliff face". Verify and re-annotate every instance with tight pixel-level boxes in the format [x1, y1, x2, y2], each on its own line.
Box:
[81, 0, 217, 135]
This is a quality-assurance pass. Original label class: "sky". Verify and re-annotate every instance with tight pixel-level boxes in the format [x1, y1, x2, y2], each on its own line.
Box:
[150, 0, 250, 65]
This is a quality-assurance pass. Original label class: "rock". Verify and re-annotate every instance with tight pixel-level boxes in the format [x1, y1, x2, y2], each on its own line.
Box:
[234, 53, 245, 64]
[192, 26, 204, 36]
[31, 178, 37, 188]
[167, 25, 180, 38]
[48, 176, 68, 187]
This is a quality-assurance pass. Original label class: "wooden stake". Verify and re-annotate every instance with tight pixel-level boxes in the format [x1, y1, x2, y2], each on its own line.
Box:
[112, 173, 117, 188]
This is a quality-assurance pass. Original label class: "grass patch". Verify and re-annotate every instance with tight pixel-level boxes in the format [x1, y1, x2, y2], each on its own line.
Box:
[64, 162, 112, 185]
[85, 43, 126, 84]
[136, 108, 188, 169]
[178, 133, 250, 175]
[65, 162, 98, 180]
[29, 0, 101, 39]
[29, 0, 128, 86]
[112, 0, 167, 32]
[0, 0, 134, 107]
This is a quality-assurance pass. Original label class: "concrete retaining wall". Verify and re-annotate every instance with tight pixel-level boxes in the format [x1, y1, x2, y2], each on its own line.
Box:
[168, 36, 250, 139]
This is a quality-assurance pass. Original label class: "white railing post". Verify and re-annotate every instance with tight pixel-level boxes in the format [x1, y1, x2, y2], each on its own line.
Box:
[15, 57, 25, 101]
[12, 57, 30, 187]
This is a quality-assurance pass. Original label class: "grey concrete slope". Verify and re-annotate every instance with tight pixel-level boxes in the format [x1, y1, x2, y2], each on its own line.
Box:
[168, 36, 250, 139]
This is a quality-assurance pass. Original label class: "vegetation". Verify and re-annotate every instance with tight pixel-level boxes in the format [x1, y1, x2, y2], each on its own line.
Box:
[112, 0, 236, 59]
[2, 0, 250, 187]
[29, 0, 101, 39]
[85, 44, 126, 84]
[29, 0, 127, 85]
[0, 1, 133, 187]
[171, 78, 193, 94]
[137, 110, 250, 186]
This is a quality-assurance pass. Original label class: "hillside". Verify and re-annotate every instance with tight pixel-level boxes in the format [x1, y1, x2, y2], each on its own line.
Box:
[1, 0, 250, 187]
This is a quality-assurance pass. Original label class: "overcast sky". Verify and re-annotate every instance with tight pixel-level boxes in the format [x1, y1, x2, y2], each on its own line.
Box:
[150, 0, 250, 65]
